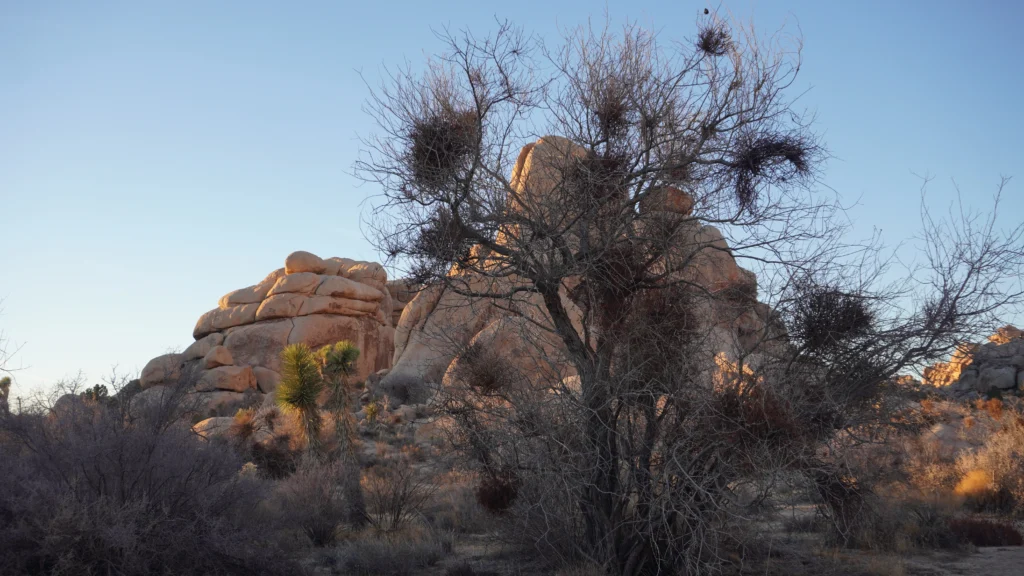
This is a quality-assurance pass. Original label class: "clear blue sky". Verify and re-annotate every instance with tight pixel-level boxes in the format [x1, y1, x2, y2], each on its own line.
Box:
[1, 1, 1021, 393]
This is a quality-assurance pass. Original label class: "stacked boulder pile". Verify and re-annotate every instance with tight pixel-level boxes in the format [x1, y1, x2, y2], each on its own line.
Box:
[135, 251, 397, 418]
[926, 326, 1024, 397]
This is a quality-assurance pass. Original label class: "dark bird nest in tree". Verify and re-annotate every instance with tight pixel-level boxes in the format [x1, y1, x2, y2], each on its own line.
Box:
[789, 281, 874, 352]
[732, 133, 814, 210]
[564, 151, 630, 208]
[410, 207, 475, 284]
[408, 109, 479, 189]
[696, 23, 732, 57]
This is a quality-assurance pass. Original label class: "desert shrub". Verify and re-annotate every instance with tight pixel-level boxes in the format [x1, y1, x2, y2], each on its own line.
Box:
[251, 433, 301, 479]
[831, 496, 962, 552]
[274, 457, 352, 546]
[332, 529, 452, 575]
[977, 397, 1004, 420]
[364, 460, 437, 532]
[423, 473, 491, 534]
[499, 472, 587, 568]
[476, 471, 519, 513]
[0, 395, 296, 575]
[782, 513, 826, 534]
[954, 416, 1024, 514]
[947, 517, 1024, 546]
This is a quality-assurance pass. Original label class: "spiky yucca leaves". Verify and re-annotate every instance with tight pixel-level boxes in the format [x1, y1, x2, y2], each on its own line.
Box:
[319, 340, 360, 381]
[277, 343, 325, 454]
[319, 341, 360, 447]
[317, 341, 367, 527]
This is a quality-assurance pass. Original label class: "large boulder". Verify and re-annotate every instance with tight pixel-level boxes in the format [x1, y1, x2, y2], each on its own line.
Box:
[203, 345, 234, 369]
[140, 353, 183, 389]
[192, 416, 234, 439]
[253, 367, 281, 395]
[978, 366, 1018, 392]
[196, 366, 256, 393]
[182, 333, 225, 361]
[222, 319, 293, 374]
[140, 251, 397, 413]
[386, 280, 420, 326]
[929, 326, 1024, 396]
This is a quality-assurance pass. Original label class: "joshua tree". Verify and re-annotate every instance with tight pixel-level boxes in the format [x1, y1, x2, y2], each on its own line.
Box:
[318, 340, 367, 527]
[277, 343, 325, 455]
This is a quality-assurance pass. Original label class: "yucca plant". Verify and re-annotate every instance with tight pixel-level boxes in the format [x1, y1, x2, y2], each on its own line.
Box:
[317, 340, 367, 527]
[277, 343, 325, 455]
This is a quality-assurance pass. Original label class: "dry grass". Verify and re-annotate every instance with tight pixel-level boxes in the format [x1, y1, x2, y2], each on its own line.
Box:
[328, 526, 453, 576]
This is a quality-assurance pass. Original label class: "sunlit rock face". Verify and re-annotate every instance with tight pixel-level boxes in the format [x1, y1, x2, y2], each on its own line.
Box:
[137, 251, 397, 418]
[927, 326, 1024, 397]
[380, 136, 779, 404]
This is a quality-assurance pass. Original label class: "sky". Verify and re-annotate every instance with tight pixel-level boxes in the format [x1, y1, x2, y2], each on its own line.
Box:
[1, 1, 1022, 394]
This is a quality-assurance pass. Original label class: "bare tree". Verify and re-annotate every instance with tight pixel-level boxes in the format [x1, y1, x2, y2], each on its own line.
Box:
[357, 14, 1024, 575]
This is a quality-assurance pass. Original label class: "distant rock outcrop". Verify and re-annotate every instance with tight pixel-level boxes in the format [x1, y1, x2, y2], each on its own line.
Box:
[137, 251, 397, 418]
[927, 326, 1024, 397]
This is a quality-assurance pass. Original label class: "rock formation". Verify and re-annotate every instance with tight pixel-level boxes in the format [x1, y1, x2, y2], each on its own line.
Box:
[137, 251, 397, 418]
[379, 136, 776, 403]
[927, 326, 1024, 397]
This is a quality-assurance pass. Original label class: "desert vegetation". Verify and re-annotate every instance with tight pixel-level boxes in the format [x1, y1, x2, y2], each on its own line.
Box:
[2, 11, 1023, 576]
[356, 11, 1024, 576]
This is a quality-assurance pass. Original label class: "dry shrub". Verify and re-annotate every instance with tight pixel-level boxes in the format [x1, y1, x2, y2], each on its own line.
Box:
[0, 397, 295, 575]
[947, 518, 1023, 546]
[274, 457, 353, 546]
[476, 470, 519, 513]
[498, 471, 587, 568]
[363, 460, 438, 533]
[423, 472, 491, 534]
[331, 527, 453, 576]
[834, 496, 961, 552]
[230, 406, 259, 441]
[954, 469, 995, 499]
[976, 397, 1004, 420]
[954, 416, 1024, 514]
[251, 433, 301, 479]
[451, 341, 516, 395]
